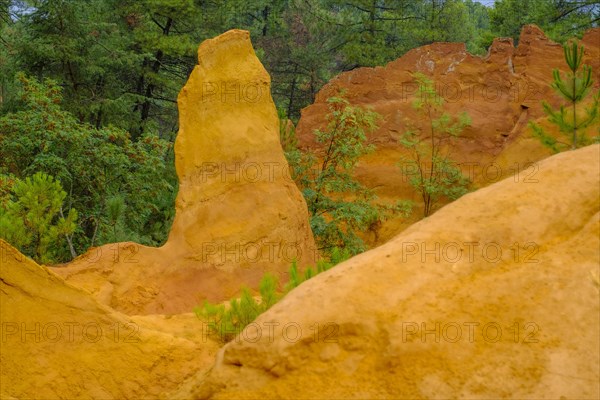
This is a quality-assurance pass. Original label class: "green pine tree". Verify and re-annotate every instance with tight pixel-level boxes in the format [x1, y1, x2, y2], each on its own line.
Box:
[530, 40, 599, 152]
[0, 172, 78, 264]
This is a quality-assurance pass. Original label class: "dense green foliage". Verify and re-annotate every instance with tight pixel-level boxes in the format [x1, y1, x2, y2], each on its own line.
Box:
[286, 246, 350, 289]
[0, 75, 174, 262]
[2, 1, 597, 123]
[399, 73, 471, 217]
[531, 40, 600, 152]
[195, 273, 279, 343]
[490, 0, 599, 43]
[288, 95, 411, 255]
[0, 171, 77, 263]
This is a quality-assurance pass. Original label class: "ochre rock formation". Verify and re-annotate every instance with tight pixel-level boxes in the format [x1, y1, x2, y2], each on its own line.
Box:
[54, 30, 316, 315]
[177, 144, 600, 399]
[0, 240, 219, 399]
[296, 25, 600, 244]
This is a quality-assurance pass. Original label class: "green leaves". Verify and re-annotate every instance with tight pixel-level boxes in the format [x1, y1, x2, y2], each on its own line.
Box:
[297, 96, 409, 253]
[0, 172, 77, 264]
[291, 94, 397, 255]
[533, 40, 599, 151]
[529, 121, 561, 154]
[564, 40, 584, 73]
[106, 195, 126, 226]
[0, 75, 174, 261]
[196, 255, 346, 343]
[284, 94, 413, 255]
[2, 0, 597, 131]
[259, 273, 279, 309]
[399, 73, 471, 217]
[551, 66, 594, 104]
[194, 273, 281, 343]
[489, 0, 598, 44]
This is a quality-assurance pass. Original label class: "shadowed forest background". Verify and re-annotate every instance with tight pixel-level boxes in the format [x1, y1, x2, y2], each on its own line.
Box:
[1, 0, 598, 263]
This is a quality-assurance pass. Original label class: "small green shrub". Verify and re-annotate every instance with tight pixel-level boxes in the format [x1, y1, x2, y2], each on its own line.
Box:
[194, 273, 280, 343]
[288, 94, 411, 256]
[196, 250, 351, 343]
[398, 73, 471, 217]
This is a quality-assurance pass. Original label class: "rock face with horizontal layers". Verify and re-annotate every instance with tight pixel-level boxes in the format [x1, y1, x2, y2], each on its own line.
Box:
[54, 30, 316, 315]
[178, 145, 600, 399]
[0, 240, 220, 399]
[296, 25, 600, 244]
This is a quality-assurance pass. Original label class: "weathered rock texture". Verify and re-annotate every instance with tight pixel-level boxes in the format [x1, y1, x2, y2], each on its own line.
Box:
[54, 30, 316, 314]
[179, 144, 600, 399]
[296, 25, 600, 245]
[0, 240, 219, 399]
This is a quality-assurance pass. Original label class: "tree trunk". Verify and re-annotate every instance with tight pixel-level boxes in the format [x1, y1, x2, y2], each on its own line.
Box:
[262, 6, 270, 36]
[287, 65, 298, 118]
[60, 207, 78, 260]
[135, 17, 173, 138]
[572, 81, 577, 150]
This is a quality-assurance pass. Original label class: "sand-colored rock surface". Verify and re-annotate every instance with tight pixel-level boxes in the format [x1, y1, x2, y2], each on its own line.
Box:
[53, 30, 316, 315]
[178, 144, 600, 399]
[0, 240, 219, 399]
[296, 25, 600, 244]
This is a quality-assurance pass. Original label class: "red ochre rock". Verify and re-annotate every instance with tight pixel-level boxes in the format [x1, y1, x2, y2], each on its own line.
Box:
[295, 25, 600, 245]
